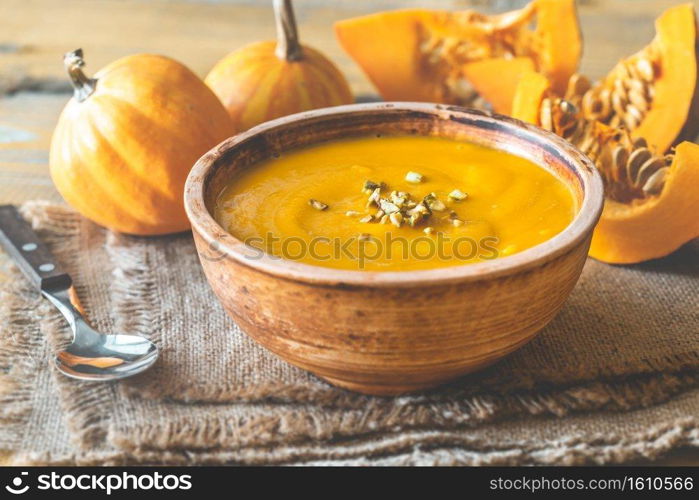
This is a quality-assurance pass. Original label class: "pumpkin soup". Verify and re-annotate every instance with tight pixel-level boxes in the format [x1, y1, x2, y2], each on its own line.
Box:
[214, 136, 576, 271]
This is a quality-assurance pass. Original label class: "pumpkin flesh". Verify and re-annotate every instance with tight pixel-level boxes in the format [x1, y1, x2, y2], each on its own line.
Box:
[511, 70, 550, 124]
[462, 57, 535, 115]
[632, 3, 699, 152]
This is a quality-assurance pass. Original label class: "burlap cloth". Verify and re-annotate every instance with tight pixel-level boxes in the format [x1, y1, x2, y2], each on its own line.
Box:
[0, 201, 697, 465]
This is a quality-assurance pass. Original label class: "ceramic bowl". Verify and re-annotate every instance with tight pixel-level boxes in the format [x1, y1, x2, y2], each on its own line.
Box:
[184, 103, 603, 395]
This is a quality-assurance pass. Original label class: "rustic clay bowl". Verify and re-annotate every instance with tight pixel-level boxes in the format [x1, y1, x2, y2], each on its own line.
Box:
[184, 103, 603, 396]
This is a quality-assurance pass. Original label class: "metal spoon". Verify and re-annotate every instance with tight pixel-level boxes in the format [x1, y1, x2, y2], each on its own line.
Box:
[0, 205, 158, 380]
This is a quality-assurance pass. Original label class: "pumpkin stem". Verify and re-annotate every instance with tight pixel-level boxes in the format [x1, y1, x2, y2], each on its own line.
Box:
[274, 0, 303, 62]
[64, 48, 97, 102]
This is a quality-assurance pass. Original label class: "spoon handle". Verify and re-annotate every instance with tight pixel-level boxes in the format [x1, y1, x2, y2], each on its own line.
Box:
[0, 205, 72, 292]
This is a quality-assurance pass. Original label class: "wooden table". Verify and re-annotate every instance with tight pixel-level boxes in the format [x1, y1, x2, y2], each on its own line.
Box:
[1, 0, 697, 466]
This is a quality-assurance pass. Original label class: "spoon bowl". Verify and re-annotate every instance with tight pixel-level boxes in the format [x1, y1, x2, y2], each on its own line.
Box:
[56, 333, 158, 381]
[45, 288, 159, 381]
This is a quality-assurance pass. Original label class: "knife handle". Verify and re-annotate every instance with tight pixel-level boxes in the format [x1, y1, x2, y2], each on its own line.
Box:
[0, 205, 72, 291]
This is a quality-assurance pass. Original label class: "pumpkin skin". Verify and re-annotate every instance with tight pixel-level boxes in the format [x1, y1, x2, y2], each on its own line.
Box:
[205, 0, 352, 132]
[50, 52, 234, 235]
[334, 0, 581, 113]
[205, 41, 353, 132]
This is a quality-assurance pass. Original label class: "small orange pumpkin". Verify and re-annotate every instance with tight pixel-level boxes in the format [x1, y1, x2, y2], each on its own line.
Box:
[205, 0, 353, 132]
[50, 49, 234, 235]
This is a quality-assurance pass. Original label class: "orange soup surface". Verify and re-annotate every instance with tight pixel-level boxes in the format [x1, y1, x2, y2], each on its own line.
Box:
[214, 136, 576, 271]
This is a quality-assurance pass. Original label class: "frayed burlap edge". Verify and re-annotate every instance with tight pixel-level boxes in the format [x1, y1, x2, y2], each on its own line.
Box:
[102, 371, 699, 453]
[0, 278, 44, 451]
[13, 202, 116, 450]
[11, 415, 699, 466]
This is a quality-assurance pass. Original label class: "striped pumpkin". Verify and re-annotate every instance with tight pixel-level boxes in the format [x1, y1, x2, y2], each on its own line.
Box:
[205, 0, 352, 132]
[50, 50, 234, 235]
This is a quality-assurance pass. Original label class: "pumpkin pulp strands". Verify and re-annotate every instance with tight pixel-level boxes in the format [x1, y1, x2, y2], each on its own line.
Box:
[64, 48, 97, 103]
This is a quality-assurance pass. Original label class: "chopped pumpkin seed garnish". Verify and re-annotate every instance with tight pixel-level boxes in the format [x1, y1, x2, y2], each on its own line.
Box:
[448, 189, 468, 201]
[390, 190, 408, 206]
[351, 181, 464, 231]
[309, 199, 328, 211]
[358, 233, 371, 241]
[359, 215, 374, 223]
[389, 212, 403, 227]
[405, 171, 424, 184]
[362, 180, 381, 194]
[424, 193, 446, 211]
[379, 199, 400, 214]
[407, 202, 430, 217]
[366, 187, 381, 208]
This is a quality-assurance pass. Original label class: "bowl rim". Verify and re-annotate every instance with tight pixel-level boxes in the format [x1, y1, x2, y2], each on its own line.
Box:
[184, 102, 604, 287]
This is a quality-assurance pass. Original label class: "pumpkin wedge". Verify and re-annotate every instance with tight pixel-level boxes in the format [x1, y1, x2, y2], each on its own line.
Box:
[462, 57, 535, 115]
[512, 71, 699, 264]
[589, 142, 699, 264]
[579, 3, 699, 154]
[334, 0, 581, 112]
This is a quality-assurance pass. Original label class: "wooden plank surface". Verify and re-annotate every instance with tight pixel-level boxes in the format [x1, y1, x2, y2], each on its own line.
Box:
[1, 0, 698, 465]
